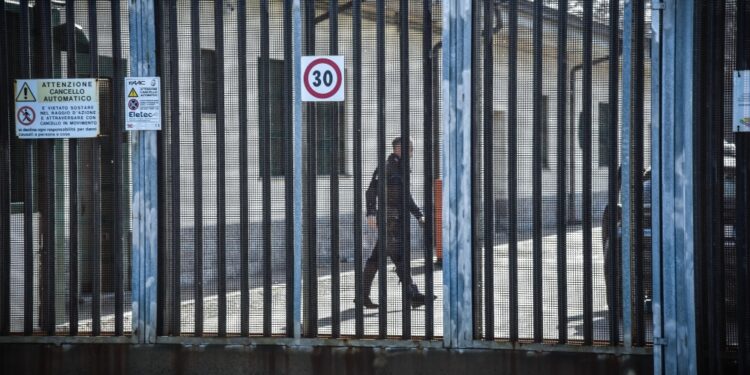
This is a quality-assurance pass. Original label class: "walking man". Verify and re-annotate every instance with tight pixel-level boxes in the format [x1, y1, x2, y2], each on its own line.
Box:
[359, 137, 432, 309]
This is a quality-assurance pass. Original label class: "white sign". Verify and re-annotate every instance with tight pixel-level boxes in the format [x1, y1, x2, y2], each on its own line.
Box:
[301, 55, 345, 102]
[734, 70, 750, 132]
[125, 77, 162, 131]
[14, 79, 99, 139]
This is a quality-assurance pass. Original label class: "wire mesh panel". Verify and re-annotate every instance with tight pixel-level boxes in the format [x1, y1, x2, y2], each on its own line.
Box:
[0, 0, 132, 337]
[301, 0, 442, 340]
[473, 0, 652, 346]
[156, 0, 442, 340]
[693, 0, 749, 370]
[157, 0, 294, 337]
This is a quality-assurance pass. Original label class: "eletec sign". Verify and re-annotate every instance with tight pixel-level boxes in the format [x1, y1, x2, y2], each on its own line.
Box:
[14, 78, 100, 139]
[125, 77, 162, 131]
[301, 55, 345, 102]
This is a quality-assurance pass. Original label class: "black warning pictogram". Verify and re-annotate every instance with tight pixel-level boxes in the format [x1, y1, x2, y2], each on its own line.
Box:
[15, 82, 37, 102]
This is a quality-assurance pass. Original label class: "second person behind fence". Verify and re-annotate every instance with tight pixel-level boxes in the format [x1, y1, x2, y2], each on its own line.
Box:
[356, 137, 435, 309]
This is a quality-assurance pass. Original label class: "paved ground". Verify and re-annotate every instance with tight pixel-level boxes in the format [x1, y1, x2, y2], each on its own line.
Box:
[8, 212, 653, 342]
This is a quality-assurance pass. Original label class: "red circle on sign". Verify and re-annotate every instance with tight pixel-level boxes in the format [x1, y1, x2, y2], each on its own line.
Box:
[128, 98, 140, 111]
[303, 58, 343, 99]
[17, 106, 35, 126]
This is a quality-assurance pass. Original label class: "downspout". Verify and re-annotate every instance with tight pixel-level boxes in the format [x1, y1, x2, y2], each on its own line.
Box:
[568, 54, 616, 223]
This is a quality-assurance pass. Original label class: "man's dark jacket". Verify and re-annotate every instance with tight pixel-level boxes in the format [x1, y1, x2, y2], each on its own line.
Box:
[365, 153, 423, 219]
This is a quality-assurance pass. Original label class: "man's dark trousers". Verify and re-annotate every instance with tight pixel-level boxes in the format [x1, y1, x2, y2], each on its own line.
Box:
[362, 212, 420, 299]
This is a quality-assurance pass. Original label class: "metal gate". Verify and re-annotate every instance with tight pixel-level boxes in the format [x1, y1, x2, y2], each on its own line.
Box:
[0, 0, 132, 340]
[3, 0, 748, 373]
[154, 0, 444, 340]
[470, 0, 653, 347]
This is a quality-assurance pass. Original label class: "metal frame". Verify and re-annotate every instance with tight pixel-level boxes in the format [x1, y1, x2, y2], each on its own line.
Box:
[442, 0, 474, 349]
[0, 1, 705, 363]
[653, 0, 697, 373]
[130, 0, 159, 344]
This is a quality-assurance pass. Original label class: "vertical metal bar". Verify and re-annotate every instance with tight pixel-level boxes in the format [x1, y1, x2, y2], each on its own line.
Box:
[582, 0, 594, 345]
[650, 0, 663, 369]
[735, 0, 750, 372]
[190, 0, 204, 337]
[0, 0, 10, 337]
[556, 0, 568, 345]
[352, 0, 364, 339]
[38, 0, 56, 337]
[238, 0, 249, 338]
[329, 0, 341, 339]
[532, 0, 544, 344]
[215, 0, 227, 338]
[88, 0, 102, 337]
[482, 0, 494, 342]
[130, 0, 160, 343]
[423, 0, 435, 340]
[66, 0, 79, 331]
[129, 0, 142, 342]
[697, 1, 725, 370]
[469, 0, 484, 338]
[19, 0, 33, 337]
[293, 0, 303, 340]
[156, 0, 167, 338]
[632, 0, 646, 347]
[674, 0, 697, 370]
[400, 0, 412, 339]
[470, 0, 482, 340]
[260, 0, 272, 338]
[443, 0, 475, 347]
[168, 0, 182, 337]
[303, 0, 318, 338]
[376, 0, 387, 338]
[283, 0, 295, 338]
[507, 0, 519, 343]
[621, 0, 634, 350]
[111, 0, 125, 337]
[607, 0, 620, 346]
[375, 0, 390, 338]
[660, 1, 676, 367]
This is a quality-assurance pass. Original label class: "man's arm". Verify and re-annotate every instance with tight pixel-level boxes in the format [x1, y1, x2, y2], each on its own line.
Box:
[408, 192, 423, 220]
[365, 169, 378, 217]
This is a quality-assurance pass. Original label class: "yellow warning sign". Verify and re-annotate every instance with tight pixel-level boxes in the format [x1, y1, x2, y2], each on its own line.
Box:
[128, 88, 139, 98]
[15, 82, 37, 102]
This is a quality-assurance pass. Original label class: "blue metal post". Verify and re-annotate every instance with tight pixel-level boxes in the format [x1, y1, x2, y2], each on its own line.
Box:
[442, 0, 473, 348]
[650, 0, 664, 372]
[673, 0, 697, 372]
[658, 0, 697, 373]
[129, 0, 158, 344]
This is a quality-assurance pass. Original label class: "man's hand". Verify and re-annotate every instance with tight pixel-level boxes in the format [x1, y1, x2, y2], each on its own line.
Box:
[418, 216, 426, 227]
[367, 215, 377, 229]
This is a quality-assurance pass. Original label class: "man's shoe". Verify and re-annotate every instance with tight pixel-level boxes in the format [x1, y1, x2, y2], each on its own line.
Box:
[410, 294, 437, 308]
[354, 297, 379, 309]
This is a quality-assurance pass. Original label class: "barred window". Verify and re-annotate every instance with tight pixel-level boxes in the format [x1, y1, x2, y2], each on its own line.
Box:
[260, 59, 346, 177]
[201, 49, 217, 114]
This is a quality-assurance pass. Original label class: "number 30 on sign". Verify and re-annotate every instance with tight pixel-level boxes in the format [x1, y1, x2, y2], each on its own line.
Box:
[301, 55, 345, 102]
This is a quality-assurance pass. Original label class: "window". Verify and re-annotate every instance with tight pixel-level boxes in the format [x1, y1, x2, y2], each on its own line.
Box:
[316, 102, 346, 175]
[598, 102, 611, 167]
[541, 95, 549, 169]
[201, 49, 217, 114]
[260, 60, 346, 177]
[260, 59, 288, 176]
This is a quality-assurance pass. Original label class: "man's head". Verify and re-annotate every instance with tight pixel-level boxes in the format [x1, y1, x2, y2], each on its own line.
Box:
[392, 137, 414, 157]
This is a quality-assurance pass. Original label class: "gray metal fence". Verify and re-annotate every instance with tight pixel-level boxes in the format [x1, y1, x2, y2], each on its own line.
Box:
[0, 0, 132, 340]
[3, 2, 748, 373]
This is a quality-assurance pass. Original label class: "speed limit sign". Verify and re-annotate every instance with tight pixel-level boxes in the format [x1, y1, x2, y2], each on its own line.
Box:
[301, 55, 345, 102]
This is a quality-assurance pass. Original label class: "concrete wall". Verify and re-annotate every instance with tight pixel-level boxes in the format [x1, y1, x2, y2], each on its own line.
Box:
[0, 343, 655, 375]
